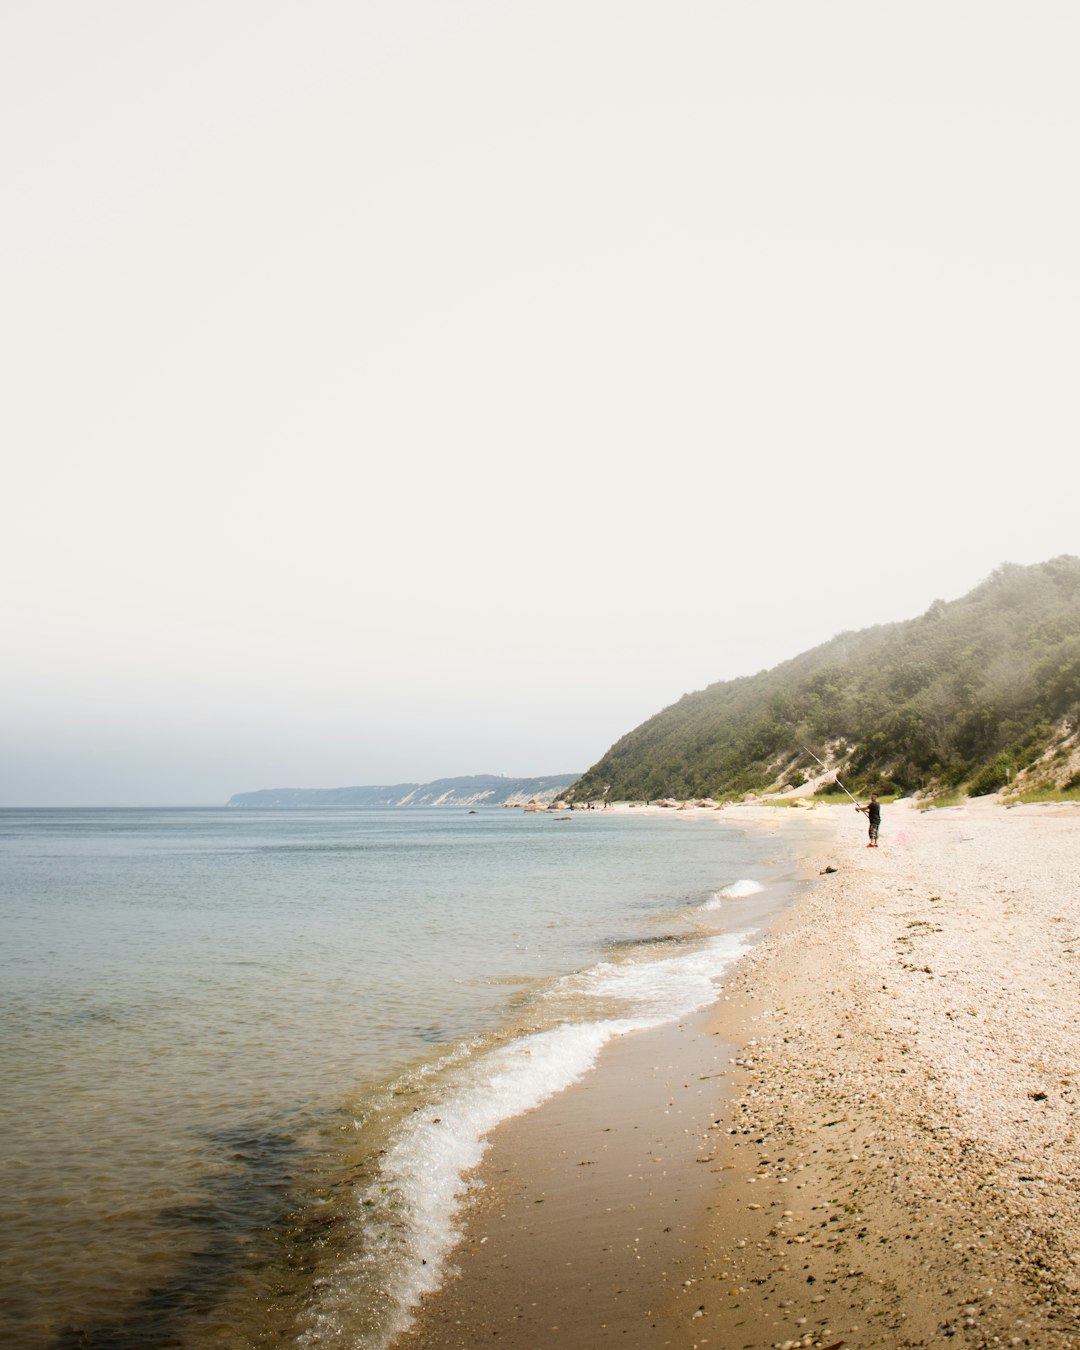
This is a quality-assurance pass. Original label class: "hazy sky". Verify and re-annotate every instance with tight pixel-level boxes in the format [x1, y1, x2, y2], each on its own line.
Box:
[4, 2, 1078, 805]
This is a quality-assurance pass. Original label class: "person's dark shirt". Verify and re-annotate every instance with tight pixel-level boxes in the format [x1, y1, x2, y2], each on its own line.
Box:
[868, 801, 881, 826]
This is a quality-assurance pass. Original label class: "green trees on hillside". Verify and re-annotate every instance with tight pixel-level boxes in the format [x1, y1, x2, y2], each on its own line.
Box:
[570, 557, 1080, 802]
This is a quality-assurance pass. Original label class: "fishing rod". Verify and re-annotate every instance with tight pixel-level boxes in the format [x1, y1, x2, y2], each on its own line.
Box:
[802, 747, 863, 808]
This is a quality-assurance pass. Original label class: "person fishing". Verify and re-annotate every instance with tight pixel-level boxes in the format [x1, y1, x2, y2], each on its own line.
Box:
[856, 793, 881, 848]
[803, 748, 882, 849]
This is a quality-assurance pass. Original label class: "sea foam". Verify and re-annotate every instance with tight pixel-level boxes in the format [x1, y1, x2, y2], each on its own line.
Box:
[703, 877, 766, 908]
[302, 930, 751, 1349]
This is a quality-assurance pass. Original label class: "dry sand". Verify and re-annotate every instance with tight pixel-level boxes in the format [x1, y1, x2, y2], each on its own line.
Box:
[397, 799, 1080, 1350]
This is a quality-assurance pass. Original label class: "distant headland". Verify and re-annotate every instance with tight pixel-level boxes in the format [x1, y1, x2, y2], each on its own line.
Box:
[226, 774, 580, 809]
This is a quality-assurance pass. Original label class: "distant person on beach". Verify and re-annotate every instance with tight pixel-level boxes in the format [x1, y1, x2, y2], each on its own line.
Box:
[857, 794, 881, 848]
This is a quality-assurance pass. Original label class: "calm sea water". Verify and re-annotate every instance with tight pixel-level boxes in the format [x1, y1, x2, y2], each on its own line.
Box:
[0, 806, 802, 1349]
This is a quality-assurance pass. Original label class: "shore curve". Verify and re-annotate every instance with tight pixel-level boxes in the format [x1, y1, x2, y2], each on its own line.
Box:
[395, 799, 1080, 1349]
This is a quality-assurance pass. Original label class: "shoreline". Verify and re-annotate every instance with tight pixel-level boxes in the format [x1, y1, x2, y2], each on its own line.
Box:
[391, 799, 1080, 1349]
[393, 805, 831, 1349]
[393, 1004, 738, 1349]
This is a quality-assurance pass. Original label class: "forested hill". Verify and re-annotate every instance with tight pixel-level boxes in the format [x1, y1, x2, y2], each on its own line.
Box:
[569, 557, 1080, 803]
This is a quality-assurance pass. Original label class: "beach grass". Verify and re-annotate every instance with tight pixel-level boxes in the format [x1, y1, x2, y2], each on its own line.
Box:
[812, 790, 903, 807]
[917, 789, 967, 810]
[1015, 784, 1080, 804]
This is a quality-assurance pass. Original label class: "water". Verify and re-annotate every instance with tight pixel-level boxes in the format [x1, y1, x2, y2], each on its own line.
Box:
[0, 805, 803, 1349]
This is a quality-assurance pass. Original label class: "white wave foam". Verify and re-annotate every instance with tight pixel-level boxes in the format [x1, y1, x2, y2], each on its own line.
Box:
[704, 878, 766, 908]
[574, 931, 751, 1020]
[305, 932, 751, 1348]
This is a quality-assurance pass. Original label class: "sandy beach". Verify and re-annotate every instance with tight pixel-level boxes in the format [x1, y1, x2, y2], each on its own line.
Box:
[396, 798, 1080, 1350]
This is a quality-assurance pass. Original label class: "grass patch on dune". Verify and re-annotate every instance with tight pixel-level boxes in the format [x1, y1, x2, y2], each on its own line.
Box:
[812, 791, 873, 807]
[1015, 785, 1080, 804]
[918, 791, 968, 810]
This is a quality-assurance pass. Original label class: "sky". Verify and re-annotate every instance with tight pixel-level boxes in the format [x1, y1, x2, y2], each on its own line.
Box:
[3, 1, 1078, 806]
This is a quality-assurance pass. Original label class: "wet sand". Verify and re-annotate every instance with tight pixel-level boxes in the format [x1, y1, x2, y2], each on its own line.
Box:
[394, 1008, 734, 1348]
[395, 799, 1080, 1350]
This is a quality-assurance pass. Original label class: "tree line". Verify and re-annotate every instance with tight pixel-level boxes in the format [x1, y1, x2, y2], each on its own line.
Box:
[569, 557, 1080, 802]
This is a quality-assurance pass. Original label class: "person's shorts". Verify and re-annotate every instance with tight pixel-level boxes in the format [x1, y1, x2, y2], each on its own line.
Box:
[869, 821, 880, 843]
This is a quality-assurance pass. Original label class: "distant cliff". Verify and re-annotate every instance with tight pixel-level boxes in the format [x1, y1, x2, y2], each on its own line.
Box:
[227, 774, 579, 808]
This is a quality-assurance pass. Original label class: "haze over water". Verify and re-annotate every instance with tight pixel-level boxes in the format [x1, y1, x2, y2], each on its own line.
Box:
[0, 804, 803, 1349]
